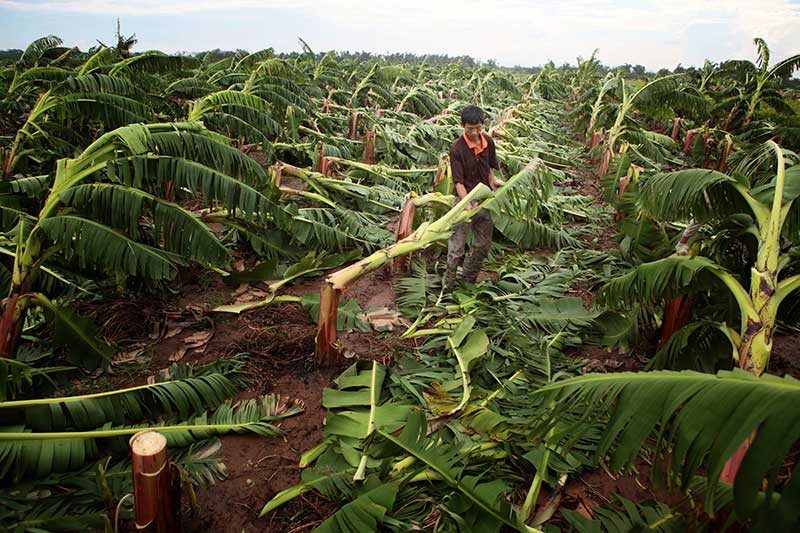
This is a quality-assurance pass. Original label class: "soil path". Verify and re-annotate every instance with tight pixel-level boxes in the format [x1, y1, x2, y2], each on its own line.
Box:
[114, 266, 414, 531]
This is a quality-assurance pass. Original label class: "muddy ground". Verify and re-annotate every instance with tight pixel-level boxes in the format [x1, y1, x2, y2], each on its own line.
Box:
[93, 164, 800, 532]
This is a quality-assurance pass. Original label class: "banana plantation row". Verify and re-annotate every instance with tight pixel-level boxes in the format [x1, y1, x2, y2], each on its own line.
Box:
[0, 35, 798, 531]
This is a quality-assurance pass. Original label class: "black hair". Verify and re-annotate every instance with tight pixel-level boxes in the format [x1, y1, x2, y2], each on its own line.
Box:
[460, 105, 485, 125]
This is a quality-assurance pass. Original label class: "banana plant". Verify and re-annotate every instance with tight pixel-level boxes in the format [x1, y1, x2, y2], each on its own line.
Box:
[1, 395, 301, 481]
[1, 440, 228, 532]
[599, 140, 800, 486]
[2, 74, 153, 177]
[0, 121, 283, 360]
[0, 369, 302, 481]
[262, 361, 540, 533]
[2, 38, 199, 178]
[602, 141, 798, 377]
[534, 369, 800, 530]
[728, 38, 800, 125]
[592, 73, 704, 176]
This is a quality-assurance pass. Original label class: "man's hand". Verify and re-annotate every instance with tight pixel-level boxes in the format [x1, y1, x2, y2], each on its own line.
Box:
[488, 171, 503, 191]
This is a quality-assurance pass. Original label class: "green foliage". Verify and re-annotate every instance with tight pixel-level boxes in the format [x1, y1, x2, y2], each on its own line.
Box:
[0, 393, 302, 481]
[563, 494, 684, 532]
[647, 320, 735, 372]
[536, 369, 800, 528]
[302, 293, 370, 332]
[598, 255, 725, 307]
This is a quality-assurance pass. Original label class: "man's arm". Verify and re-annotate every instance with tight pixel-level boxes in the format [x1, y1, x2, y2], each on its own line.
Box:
[450, 144, 469, 200]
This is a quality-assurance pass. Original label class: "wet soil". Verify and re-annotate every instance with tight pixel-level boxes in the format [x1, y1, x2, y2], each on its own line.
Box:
[104, 260, 414, 532]
[769, 335, 800, 379]
[195, 368, 337, 533]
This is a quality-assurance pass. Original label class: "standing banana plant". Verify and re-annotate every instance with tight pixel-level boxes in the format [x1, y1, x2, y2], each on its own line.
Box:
[593, 73, 704, 176]
[600, 141, 800, 482]
[0, 121, 281, 360]
[602, 141, 798, 376]
[735, 38, 800, 125]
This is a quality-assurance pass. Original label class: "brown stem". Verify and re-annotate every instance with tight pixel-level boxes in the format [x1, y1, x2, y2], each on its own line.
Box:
[703, 133, 713, 168]
[670, 117, 681, 142]
[597, 147, 611, 177]
[392, 199, 416, 273]
[315, 283, 342, 366]
[683, 129, 697, 155]
[433, 161, 445, 186]
[720, 433, 755, 484]
[349, 112, 360, 140]
[1, 147, 15, 178]
[130, 431, 179, 532]
[721, 326, 767, 482]
[717, 137, 733, 174]
[0, 287, 27, 359]
[612, 174, 631, 223]
[588, 131, 603, 160]
[364, 130, 376, 164]
[317, 143, 331, 176]
[659, 295, 694, 348]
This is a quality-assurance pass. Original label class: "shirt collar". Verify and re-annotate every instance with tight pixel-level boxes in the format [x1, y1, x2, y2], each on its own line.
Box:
[463, 131, 488, 156]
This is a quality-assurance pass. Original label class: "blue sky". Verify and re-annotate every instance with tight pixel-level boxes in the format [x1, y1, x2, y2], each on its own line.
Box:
[0, 0, 798, 69]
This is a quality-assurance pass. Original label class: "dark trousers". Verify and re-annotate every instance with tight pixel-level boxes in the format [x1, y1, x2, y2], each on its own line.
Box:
[446, 208, 493, 286]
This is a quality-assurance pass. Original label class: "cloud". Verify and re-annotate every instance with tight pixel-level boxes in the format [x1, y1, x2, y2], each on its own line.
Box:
[1, 0, 798, 69]
[306, 0, 799, 69]
[0, 0, 303, 16]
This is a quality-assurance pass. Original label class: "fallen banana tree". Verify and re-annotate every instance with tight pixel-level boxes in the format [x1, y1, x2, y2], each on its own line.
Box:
[315, 160, 542, 366]
[393, 191, 453, 273]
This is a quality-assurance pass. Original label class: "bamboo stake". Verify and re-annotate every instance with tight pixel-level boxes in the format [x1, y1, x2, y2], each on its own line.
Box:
[130, 430, 179, 532]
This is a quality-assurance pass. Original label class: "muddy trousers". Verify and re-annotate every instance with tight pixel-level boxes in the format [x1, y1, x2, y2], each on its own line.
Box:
[446, 209, 493, 287]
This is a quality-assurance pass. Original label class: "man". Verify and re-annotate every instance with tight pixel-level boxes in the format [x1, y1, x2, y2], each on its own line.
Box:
[445, 105, 503, 290]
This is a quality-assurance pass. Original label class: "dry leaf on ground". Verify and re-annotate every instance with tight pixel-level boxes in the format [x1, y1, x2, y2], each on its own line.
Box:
[358, 307, 409, 332]
[112, 346, 145, 365]
[233, 287, 270, 304]
[184, 329, 214, 350]
[169, 345, 188, 362]
[582, 359, 624, 373]
[147, 367, 172, 384]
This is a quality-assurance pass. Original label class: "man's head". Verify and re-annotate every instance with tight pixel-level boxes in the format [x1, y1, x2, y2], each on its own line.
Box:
[460, 105, 485, 143]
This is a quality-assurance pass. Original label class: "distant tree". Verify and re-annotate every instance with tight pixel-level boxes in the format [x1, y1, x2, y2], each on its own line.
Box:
[96, 18, 137, 58]
[0, 49, 23, 63]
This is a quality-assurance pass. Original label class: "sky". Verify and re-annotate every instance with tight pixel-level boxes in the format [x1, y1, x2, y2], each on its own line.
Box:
[0, 0, 799, 70]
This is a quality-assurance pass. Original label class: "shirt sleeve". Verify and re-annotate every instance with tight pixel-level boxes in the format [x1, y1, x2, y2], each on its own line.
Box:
[450, 144, 465, 185]
[488, 137, 499, 170]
